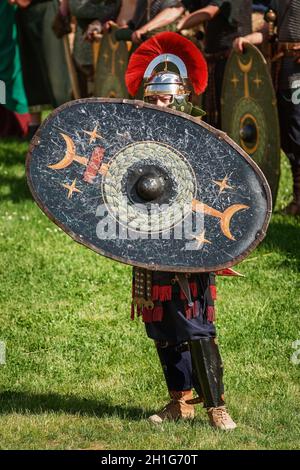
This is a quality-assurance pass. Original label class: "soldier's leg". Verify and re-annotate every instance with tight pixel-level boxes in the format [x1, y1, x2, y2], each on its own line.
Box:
[145, 280, 235, 428]
[287, 163, 300, 215]
[277, 89, 300, 215]
[148, 341, 195, 424]
[150, 334, 237, 429]
[146, 303, 212, 424]
[189, 337, 236, 430]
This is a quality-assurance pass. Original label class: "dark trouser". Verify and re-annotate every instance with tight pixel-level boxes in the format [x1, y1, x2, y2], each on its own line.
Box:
[156, 342, 195, 392]
[0, 105, 30, 138]
[277, 89, 300, 170]
[73, 60, 94, 99]
[277, 89, 300, 203]
[146, 299, 224, 408]
[203, 57, 227, 129]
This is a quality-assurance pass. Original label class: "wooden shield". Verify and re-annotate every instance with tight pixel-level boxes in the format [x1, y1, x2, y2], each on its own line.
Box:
[221, 43, 280, 203]
[94, 26, 130, 98]
[26, 98, 272, 272]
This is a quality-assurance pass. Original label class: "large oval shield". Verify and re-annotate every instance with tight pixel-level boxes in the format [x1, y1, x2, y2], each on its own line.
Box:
[221, 43, 280, 203]
[94, 26, 129, 98]
[26, 98, 271, 272]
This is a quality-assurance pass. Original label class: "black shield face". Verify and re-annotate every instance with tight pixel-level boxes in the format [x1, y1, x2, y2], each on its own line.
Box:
[26, 98, 272, 272]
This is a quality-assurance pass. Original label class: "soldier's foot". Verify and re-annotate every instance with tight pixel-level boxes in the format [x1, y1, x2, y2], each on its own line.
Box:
[148, 390, 195, 424]
[281, 201, 300, 216]
[207, 406, 237, 430]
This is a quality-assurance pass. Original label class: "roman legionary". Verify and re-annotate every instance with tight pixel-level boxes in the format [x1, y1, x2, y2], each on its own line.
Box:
[83, 1, 138, 98]
[15, 0, 71, 137]
[178, 1, 253, 128]
[125, 32, 236, 430]
[54, 0, 122, 98]
[233, 0, 300, 215]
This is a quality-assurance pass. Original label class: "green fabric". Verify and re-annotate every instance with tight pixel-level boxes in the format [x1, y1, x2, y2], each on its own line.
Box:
[0, 2, 28, 114]
[169, 98, 206, 117]
[191, 104, 206, 117]
[17, 1, 71, 108]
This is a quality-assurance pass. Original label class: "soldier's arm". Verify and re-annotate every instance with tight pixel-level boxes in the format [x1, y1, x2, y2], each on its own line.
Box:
[177, 4, 220, 30]
[132, 6, 185, 43]
[233, 26, 268, 53]
[69, 0, 120, 22]
[116, 0, 137, 27]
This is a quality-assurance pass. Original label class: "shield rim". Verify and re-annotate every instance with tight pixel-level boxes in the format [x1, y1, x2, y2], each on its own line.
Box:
[26, 97, 272, 272]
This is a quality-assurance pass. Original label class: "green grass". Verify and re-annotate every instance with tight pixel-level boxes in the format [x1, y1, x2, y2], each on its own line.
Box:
[0, 137, 299, 450]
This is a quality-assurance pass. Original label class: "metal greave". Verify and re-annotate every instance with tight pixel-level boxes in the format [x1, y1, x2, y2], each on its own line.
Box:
[189, 338, 225, 408]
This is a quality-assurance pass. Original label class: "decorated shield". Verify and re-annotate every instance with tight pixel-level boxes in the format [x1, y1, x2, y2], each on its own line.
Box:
[94, 26, 130, 98]
[221, 43, 280, 202]
[26, 98, 271, 272]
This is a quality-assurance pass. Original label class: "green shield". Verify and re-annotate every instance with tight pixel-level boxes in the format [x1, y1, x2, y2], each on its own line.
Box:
[94, 25, 130, 98]
[221, 43, 280, 203]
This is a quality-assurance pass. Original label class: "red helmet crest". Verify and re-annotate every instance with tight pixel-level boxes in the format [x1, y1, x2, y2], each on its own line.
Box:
[125, 32, 208, 97]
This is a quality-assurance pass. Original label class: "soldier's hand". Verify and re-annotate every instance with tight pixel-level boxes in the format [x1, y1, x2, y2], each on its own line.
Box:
[131, 28, 146, 44]
[233, 37, 249, 53]
[84, 20, 103, 42]
[103, 20, 117, 33]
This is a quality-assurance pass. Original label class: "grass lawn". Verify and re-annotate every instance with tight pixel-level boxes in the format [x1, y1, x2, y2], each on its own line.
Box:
[0, 136, 299, 450]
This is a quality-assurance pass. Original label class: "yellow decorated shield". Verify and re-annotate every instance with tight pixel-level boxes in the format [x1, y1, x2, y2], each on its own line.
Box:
[94, 25, 130, 98]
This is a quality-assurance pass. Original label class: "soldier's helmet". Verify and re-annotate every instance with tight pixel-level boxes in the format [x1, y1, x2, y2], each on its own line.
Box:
[125, 32, 208, 109]
[143, 57, 189, 104]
